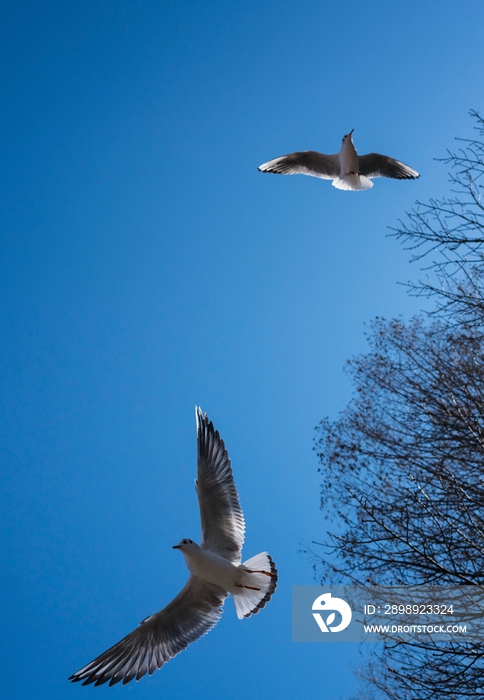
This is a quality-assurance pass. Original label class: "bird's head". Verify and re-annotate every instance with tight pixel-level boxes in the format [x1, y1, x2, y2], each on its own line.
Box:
[173, 538, 197, 551]
[341, 129, 355, 145]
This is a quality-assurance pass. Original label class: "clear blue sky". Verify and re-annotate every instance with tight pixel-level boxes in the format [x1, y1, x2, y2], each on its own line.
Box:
[1, 1, 483, 698]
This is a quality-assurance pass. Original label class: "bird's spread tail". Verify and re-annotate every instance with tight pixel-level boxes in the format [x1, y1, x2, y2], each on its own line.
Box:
[232, 552, 278, 619]
[332, 173, 373, 191]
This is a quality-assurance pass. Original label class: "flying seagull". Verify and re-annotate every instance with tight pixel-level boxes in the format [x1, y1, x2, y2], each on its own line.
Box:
[258, 129, 419, 191]
[69, 407, 277, 687]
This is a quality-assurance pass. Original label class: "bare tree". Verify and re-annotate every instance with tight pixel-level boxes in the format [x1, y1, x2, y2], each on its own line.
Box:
[314, 113, 484, 700]
[394, 109, 484, 327]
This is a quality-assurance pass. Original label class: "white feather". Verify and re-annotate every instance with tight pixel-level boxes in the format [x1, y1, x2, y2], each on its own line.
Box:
[332, 174, 373, 191]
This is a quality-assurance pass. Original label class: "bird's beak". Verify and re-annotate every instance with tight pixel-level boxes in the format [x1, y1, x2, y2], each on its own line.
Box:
[349, 129, 354, 136]
[172, 545, 181, 549]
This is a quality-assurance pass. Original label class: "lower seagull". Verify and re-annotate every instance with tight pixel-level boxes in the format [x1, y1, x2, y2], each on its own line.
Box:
[69, 407, 277, 687]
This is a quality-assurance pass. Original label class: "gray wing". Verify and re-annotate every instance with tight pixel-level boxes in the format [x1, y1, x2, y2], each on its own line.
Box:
[358, 153, 419, 180]
[69, 576, 227, 687]
[196, 407, 245, 562]
[258, 151, 340, 179]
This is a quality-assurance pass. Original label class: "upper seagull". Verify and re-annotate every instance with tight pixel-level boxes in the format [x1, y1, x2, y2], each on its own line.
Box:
[69, 407, 277, 687]
[258, 129, 419, 191]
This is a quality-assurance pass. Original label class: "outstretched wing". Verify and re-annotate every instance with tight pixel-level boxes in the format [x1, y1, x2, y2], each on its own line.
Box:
[196, 407, 245, 562]
[258, 151, 340, 179]
[358, 153, 419, 180]
[69, 576, 227, 687]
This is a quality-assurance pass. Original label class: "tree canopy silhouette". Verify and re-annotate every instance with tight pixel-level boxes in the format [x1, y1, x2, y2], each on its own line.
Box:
[315, 112, 484, 700]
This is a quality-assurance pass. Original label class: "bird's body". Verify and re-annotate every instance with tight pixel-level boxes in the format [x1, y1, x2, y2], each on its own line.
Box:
[178, 543, 266, 595]
[337, 131, 364, 190]
[258, 130, 419, 191]
[180, 543, 242, 591]
[69, 408, 277, 687]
